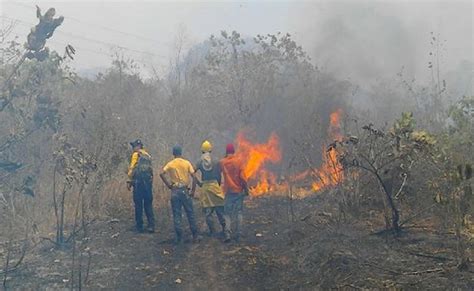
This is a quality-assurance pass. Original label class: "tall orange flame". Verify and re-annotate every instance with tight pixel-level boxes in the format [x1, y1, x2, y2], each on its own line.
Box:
[234, 109, 344, 196]
[309, 109, 344, 191]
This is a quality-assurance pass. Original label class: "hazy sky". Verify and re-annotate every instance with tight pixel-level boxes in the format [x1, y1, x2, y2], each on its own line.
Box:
[1, 0, 472, 84]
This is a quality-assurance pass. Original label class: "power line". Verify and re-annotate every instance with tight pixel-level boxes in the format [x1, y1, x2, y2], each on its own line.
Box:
[50, 39, 167, 71]
[4, 31, 166, 74]
[0, 18, 168, 72]
[50, 39, 113, 58]
[1, 15, 167, 58]
[4, 1, 171, 48]
[5, 29, 118, 58]
[0, 17, 110, 56]
[0, 15, 169, 59]
[66, 16, 169, 48]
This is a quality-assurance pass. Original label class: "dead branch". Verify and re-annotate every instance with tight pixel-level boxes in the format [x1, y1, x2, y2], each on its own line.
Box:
[0, 52, 28, 111]
[399, 203, 438, 228]
[0, 238, 27, 277]
[65, 219, 96, 244]
[394, 172, 408, 199]
[363, 261, 402, 275]
[84, 248, 92, 285]
[402, 268, 444, 276]
[2, 234, 11, 286]
[404, 251, 452, 262]
[39, 236, 61, 247]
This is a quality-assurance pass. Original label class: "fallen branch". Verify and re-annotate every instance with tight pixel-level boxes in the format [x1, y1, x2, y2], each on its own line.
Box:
[336, 283, 363, 290]
[39, 219, 96, 248]
[363, 261, 402, 275]
[65, 219, 97, 244]
[370, 227, 402, 236]
[399, 203, 438, 228]
[0, 238, 28, 247]
[0, 266, 19, 276]
[402, 268, 444, 275]
[39, 236, 62, 247]
[0, 242, 27, 276]
[405, 251, 452, 262]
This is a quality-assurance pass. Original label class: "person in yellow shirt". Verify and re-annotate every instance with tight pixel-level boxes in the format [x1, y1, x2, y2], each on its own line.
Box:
[128, 139, 155, 233]
[160, 145, 199, 244]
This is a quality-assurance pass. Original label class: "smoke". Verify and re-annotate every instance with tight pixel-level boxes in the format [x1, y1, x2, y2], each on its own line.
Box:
[291, 0, 473, 89]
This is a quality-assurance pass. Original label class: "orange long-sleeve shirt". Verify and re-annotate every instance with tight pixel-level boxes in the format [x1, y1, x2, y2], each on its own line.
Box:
[220, 155, 246, 194]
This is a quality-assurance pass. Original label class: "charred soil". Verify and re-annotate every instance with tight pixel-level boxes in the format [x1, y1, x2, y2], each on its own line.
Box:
[6, 194, 474, 290]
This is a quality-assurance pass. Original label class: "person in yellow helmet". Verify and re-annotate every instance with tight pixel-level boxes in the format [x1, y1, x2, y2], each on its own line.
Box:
[194, 140, 226, 237]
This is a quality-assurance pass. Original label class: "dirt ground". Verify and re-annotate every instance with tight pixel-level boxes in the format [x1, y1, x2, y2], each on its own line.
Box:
[5, 194, 474, 290]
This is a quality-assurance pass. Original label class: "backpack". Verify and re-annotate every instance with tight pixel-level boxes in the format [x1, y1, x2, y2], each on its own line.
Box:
[133, 152, 153, 185]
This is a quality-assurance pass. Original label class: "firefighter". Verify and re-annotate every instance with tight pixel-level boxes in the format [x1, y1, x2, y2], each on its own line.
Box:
[128, 139, 155, 233]
[220, 143, 249, 243]
[160, 145, 200, 244]
[194, 140, 226, 236]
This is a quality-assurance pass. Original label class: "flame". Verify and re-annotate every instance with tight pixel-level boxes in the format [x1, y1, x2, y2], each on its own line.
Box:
[234, 109, 344, 197]
[234, 131, 282, 196]
[309, 109, 344, 191]
[235, 131, 281, 180]
[309, 148, 343, 192]
[329, 109, 343, 140]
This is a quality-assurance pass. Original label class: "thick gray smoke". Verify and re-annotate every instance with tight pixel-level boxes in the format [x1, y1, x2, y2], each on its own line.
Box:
[292, 0, 473, 91]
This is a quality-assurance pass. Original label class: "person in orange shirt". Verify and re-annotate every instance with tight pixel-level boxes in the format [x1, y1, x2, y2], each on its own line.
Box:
[220, 143, 249, 243]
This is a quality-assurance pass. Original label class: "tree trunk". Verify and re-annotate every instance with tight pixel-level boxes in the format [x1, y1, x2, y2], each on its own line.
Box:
[377, 172, 400, 234]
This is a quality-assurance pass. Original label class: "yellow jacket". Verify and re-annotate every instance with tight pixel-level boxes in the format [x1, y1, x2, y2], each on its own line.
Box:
[128, 148, 151, 179]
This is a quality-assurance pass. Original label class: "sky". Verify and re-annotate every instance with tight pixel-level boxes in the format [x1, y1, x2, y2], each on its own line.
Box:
[0, 0, 472, 85]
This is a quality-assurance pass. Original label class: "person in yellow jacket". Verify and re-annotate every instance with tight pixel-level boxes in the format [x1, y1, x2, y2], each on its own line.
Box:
[128, 139, 155, 233]
[194, 140, 226, 237]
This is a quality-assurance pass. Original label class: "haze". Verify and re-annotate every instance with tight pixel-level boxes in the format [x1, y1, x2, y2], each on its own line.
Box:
[1, 0, 472, 88]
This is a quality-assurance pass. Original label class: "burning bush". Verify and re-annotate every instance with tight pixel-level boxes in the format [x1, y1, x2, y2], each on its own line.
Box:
[233, 109, 345, 196]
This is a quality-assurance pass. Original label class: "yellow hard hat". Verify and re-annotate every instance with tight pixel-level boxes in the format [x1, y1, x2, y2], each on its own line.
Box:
[201, 140, 212, 152]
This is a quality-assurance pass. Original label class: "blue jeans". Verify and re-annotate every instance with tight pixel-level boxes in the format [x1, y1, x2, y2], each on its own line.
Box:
[133, 181, 154, 230]
[223, 192, 245, 239]
[203, 206, 225, 233]
[170, 188, 198, 240]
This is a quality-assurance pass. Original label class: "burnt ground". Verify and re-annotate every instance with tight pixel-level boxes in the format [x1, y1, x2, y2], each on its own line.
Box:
[5, 194, 474, 290]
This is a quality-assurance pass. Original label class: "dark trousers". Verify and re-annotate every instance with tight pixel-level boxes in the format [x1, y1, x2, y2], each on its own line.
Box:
[171, 188, 198, 240]
[133, 182, 155, 230]
[203, 206, 225, 233]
